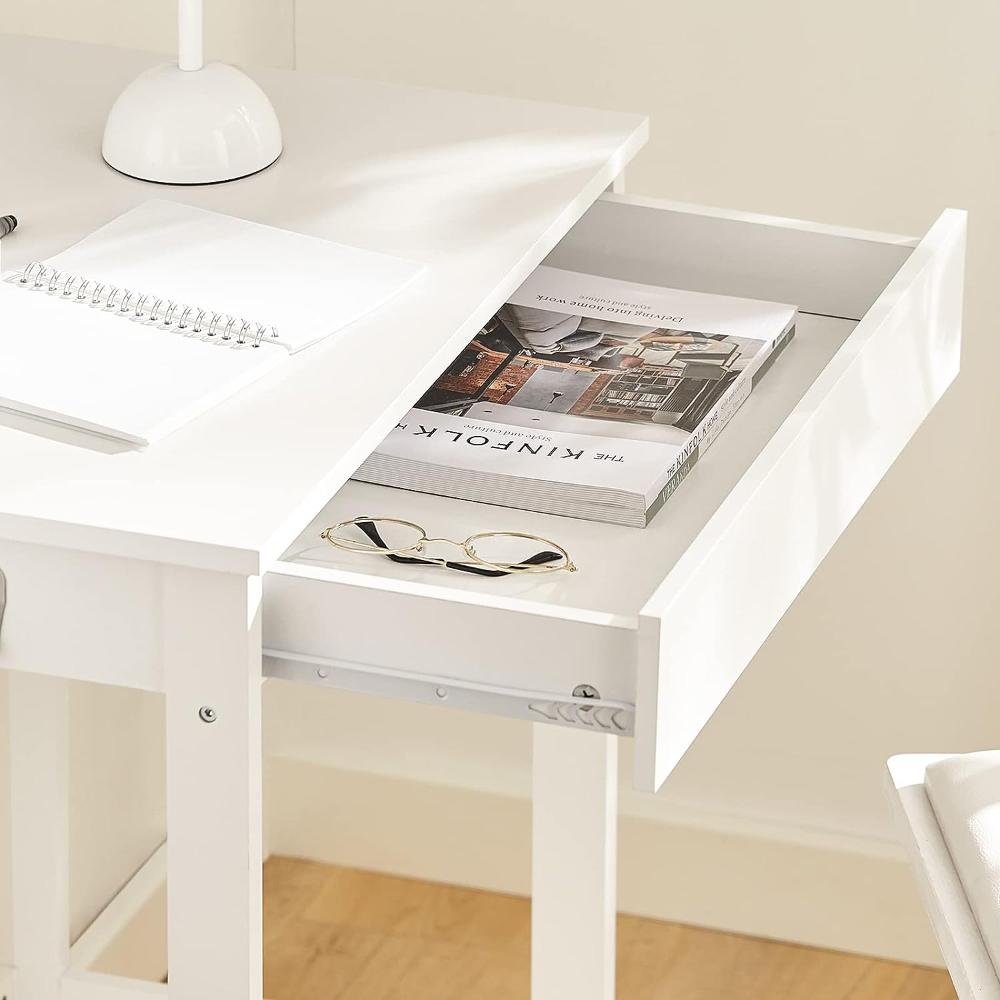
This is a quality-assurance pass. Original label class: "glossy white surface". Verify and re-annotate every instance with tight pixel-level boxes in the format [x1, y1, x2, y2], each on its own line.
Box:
[635, 206, 964, 789]
[102, 62, 283, 184]
[0, 35, 647, 574]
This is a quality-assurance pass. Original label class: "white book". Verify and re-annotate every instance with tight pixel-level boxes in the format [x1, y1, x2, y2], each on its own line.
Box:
[356, 266, 796, 527]
[0, 200, 422, 445]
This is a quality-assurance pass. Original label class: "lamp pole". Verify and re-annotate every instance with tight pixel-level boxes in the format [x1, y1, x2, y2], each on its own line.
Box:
[178, 0, 204, 72]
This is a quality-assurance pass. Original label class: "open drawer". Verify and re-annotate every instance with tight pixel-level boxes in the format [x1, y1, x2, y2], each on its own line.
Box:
[263, 193, 966, 793]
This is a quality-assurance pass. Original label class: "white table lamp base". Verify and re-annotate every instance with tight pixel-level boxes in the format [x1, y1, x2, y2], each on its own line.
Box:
[102, 62, 282, 185]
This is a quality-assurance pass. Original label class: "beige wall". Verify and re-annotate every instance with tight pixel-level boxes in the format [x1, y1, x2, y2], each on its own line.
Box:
[3, 0, 294, 69]
[2, 0, 998, 964]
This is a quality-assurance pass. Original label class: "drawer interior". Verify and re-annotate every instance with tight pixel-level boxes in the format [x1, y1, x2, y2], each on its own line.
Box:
[273, 197, 916, 624]
[279, 313, 851, 624]
[550, 195, 915, 320]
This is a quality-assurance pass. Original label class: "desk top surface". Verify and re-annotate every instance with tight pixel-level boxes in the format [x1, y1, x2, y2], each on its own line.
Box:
[0, 35, 647, 574]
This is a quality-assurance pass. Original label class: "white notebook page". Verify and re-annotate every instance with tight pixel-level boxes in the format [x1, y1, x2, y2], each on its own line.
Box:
[43, 200, 423, 353]
[0, 284, 283, 445]
[0, 200, 422, 445]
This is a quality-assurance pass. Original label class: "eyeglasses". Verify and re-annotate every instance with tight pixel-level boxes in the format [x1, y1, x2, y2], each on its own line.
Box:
[320, 516, 577, 577]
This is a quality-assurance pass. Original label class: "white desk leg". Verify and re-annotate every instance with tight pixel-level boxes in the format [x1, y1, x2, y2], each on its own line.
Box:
[532, 724, 618, 1000]
[164, 567, 263, 1000]
[8, 671, 71, 1000]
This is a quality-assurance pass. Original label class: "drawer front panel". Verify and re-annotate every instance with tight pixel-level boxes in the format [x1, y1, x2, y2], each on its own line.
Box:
[634, 208, 966, 792]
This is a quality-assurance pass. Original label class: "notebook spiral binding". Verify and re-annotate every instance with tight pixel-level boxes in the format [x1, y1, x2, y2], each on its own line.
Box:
[15, 262, 281, 348]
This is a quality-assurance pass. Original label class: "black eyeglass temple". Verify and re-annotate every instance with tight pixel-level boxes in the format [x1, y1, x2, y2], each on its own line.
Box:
[356, 520, 563, 577]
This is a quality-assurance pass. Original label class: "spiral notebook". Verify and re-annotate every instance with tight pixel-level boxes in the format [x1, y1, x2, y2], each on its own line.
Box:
[0, 200, 423, 445]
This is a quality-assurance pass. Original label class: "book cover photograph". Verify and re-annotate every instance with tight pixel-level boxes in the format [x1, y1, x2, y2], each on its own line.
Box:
[356, 267, 797, 526]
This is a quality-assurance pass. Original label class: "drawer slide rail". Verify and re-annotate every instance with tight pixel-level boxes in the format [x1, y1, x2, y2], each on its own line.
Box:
[262, 649, 635, 736]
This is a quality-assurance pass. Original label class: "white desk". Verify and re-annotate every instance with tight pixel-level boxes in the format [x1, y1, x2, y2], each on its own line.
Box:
[0, 33, 964, 1000]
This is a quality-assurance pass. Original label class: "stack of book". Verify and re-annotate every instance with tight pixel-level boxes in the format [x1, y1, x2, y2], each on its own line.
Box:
[356, 266, 796, 527]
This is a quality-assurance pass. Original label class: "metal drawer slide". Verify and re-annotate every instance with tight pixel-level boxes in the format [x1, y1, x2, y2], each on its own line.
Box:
[263, 649, 635, 735]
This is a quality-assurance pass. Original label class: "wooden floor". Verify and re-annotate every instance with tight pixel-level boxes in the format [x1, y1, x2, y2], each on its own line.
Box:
[263, 856, 957, 1000]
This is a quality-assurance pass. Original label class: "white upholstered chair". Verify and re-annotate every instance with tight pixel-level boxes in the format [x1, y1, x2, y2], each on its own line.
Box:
[887, 751, 1000, 1000]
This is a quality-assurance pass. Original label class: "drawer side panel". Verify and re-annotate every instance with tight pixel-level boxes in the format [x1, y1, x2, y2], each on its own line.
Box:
[263, 570, 637, 705]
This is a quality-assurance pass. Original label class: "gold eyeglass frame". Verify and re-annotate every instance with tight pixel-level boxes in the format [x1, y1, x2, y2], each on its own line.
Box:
[320, 516, 577, 575]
